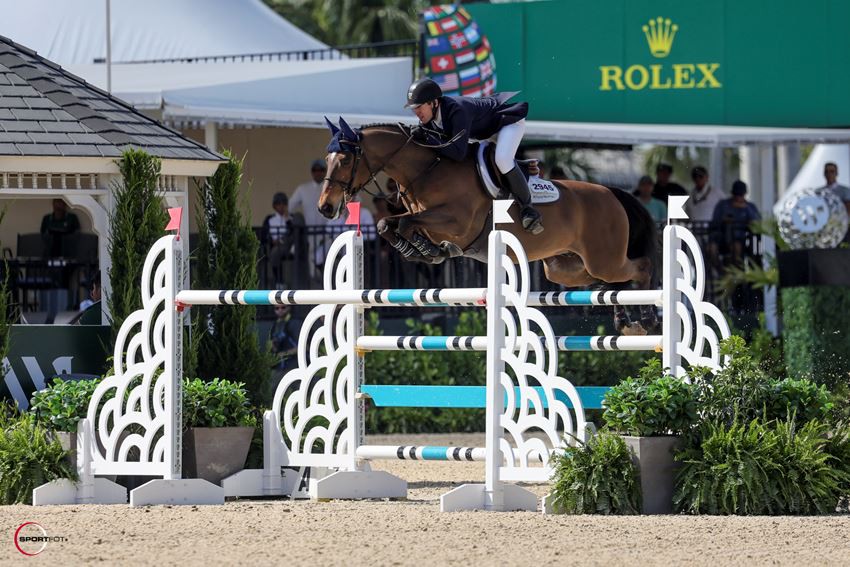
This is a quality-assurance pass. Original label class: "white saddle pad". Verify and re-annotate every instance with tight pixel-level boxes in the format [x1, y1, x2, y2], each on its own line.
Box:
[476, 141, 560, 204]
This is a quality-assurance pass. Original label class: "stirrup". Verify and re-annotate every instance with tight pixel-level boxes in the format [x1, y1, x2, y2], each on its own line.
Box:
[521, 208, 544, 235]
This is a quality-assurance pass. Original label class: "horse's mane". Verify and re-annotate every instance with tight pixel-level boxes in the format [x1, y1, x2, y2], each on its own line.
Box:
[359, 122, 410, 135]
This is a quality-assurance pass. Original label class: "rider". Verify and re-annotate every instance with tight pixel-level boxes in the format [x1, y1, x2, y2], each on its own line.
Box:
[404, 78, 543, 234]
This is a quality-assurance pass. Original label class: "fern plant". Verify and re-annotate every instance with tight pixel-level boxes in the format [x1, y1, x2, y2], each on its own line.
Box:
[549, 430, 641, 515]
[0, 411, 76, 505]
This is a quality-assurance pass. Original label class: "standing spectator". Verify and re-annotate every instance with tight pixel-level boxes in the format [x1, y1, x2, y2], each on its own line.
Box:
[687, 165, 725, 222]
[634, 175, 667, 222]
[41, 198, 80, 257]
[709, 180, 761, 269]
[261, 192, 300, 288]
[822, 162, 850, 212]
[289, 159, 330, 228]
[652, 163, 688, 205]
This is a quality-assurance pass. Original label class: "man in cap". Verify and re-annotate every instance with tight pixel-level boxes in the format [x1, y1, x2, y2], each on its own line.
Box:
[709, 180, 761, 268]
[652, 163, 688, 205]
[289, 159, 331, 228]
[687, 165, 725, 222]
[404, 78, 542, 234]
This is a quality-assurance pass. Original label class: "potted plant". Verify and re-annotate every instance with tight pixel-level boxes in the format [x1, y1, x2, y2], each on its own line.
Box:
[182, 378, 257, 486]
[602, 358, 697, 514]
[546, 429, 641, 515]
[29, 377, 102, 467]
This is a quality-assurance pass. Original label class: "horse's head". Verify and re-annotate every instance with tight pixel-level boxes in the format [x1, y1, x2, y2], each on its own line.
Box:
[318, 117, 371, 220]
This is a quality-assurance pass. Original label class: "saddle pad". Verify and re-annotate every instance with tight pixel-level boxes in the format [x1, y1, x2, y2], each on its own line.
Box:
[475, 141, 560, 204]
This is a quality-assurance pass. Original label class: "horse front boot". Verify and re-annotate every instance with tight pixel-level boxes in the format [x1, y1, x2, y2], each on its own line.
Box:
[503, 166, 543, 235]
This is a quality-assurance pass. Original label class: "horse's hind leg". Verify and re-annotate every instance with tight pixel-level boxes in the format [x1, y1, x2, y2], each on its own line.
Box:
[584, 255, 658, 336]
[542, 254, 596, 287]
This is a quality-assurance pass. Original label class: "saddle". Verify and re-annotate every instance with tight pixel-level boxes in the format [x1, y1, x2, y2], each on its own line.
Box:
[474, 141, 560, 204]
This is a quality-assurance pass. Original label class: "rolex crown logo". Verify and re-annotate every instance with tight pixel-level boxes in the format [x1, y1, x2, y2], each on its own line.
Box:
[642, 17, 678, 58]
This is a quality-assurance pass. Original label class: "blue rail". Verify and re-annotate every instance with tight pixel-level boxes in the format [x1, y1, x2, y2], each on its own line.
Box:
[360, 385, 609, 410]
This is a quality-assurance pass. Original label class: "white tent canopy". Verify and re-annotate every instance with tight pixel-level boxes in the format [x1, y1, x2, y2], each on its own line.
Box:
[68, 58, 413, 123]
[0, 0, 326, 65]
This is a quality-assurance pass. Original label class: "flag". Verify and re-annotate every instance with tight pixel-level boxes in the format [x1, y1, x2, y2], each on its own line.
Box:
[430, 55, 456, 72]
[459, 66, 480, 87]
[464, 23, 480, 44]
[345, 202, 361, 235]
[479, 59, 493, 78]
[461, 87, 482, 97]
[455, 49, 475, 65]
[482, 77, 497, 96]
[426, 36, 451, 54]
[426, 21, 439, 36]
[439, 16, 458, 32]
[475, 45, 489, 62]
[165, 207, 182, 239]
[448, 32, 468, 50]
[433, 72, 459, 92]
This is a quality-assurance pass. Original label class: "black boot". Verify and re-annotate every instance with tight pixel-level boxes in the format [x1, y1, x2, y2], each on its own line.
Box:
[503, 166, 543, 234]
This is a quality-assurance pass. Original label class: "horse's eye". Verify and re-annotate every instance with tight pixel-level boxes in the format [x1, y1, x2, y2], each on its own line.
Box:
[340, 155, 352, 165]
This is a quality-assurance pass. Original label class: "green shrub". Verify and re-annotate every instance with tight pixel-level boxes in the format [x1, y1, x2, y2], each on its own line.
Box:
[0, 412, 76, 505]
[763, 378, 832, 424]
[182, 378, 257, 428]
[30, 378, 102, 432]
[824, 423, 850, 509]
[549, 430, 641, 515]
[675, 418, 849, 515]
[602, 358, 696, 436]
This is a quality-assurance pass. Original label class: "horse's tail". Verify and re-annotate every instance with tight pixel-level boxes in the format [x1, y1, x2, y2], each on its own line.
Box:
[606, 186, 660, 287]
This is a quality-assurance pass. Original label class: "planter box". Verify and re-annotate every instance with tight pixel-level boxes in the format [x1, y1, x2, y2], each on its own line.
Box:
[623, 436, 681, 514]
[183, 427, 255, 486]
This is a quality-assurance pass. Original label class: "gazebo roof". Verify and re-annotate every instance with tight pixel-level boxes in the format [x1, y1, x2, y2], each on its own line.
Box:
[0, 35, 220, 161]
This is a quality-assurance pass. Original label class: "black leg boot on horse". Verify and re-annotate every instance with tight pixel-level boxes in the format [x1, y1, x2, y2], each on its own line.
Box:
[503, 166, 544, 235]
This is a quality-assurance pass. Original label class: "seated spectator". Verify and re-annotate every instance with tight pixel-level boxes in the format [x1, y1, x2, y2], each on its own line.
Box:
[635, 175, 667, 222]
[709, 180, 760, 269]
[261, 192, 300, 288]
[268, 304, 302, 386]
[652, 163, 688, 205]
[687, 166, 725, 222]
[72, 270, 101, 325]
[41, 199, 80, 257]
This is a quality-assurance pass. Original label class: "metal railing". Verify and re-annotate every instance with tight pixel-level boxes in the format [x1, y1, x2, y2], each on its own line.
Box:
[111, 39, 419, 65]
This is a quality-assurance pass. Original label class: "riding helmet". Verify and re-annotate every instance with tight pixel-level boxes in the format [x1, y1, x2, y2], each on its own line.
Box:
[404, 78, 443, 108]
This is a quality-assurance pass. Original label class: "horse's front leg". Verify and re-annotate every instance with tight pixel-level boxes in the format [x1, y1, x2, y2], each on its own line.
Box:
[377, 213, 430, 262]
[396, 208, 465, 262]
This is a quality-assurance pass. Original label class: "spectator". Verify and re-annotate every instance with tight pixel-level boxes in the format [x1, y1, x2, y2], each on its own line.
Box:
[652, 163, 688, 205]
[635, 175, 667, 222]
[74, 270, 101, 325]
[268, 304, 302, 380]
[41, 198, 80, 257]
[289, 159, 330, 228]
[821, 162, 850, 216]
[261, 192, 300, 288]
[821, 162, 850, 243]
[550, 165, 567, 180]
[709, 180, 761, 269]
[687, 165, 725, 222]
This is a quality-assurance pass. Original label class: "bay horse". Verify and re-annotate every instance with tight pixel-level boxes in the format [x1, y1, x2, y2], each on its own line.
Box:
[317, 118, 658, 335]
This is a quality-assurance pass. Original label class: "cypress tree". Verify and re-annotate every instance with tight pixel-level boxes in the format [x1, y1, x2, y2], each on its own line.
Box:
[193, 151, 271, 405]
[107, 149, 168, 341]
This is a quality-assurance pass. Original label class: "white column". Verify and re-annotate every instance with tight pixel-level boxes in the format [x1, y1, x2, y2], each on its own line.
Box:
[759, 145, 779, 336]
[709, 146, 724, 197]
[738, 145, 761, 200]
[204, 121, 218, 152]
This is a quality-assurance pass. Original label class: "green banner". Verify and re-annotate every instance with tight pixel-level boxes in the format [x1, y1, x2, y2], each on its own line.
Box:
[468, 0, 850, 127]
[1, 325, 110, 410]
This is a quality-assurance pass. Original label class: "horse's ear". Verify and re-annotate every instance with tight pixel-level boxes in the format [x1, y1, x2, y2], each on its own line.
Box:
[324, 116, 340, 136]
[338, 116, 358, 141]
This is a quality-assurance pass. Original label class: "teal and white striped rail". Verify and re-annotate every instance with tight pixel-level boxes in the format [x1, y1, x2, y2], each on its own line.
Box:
[355, 335, 662, 352]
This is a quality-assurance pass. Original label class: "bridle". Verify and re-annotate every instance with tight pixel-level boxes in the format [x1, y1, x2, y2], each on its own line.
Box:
[322, 124, 467, 208]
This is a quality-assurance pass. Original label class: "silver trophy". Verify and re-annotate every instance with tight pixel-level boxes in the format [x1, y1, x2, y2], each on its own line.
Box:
[777, 186, 849, 249]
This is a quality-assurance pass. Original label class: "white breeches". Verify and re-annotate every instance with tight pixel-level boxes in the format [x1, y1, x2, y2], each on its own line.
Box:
[494, 119, 526, 174]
